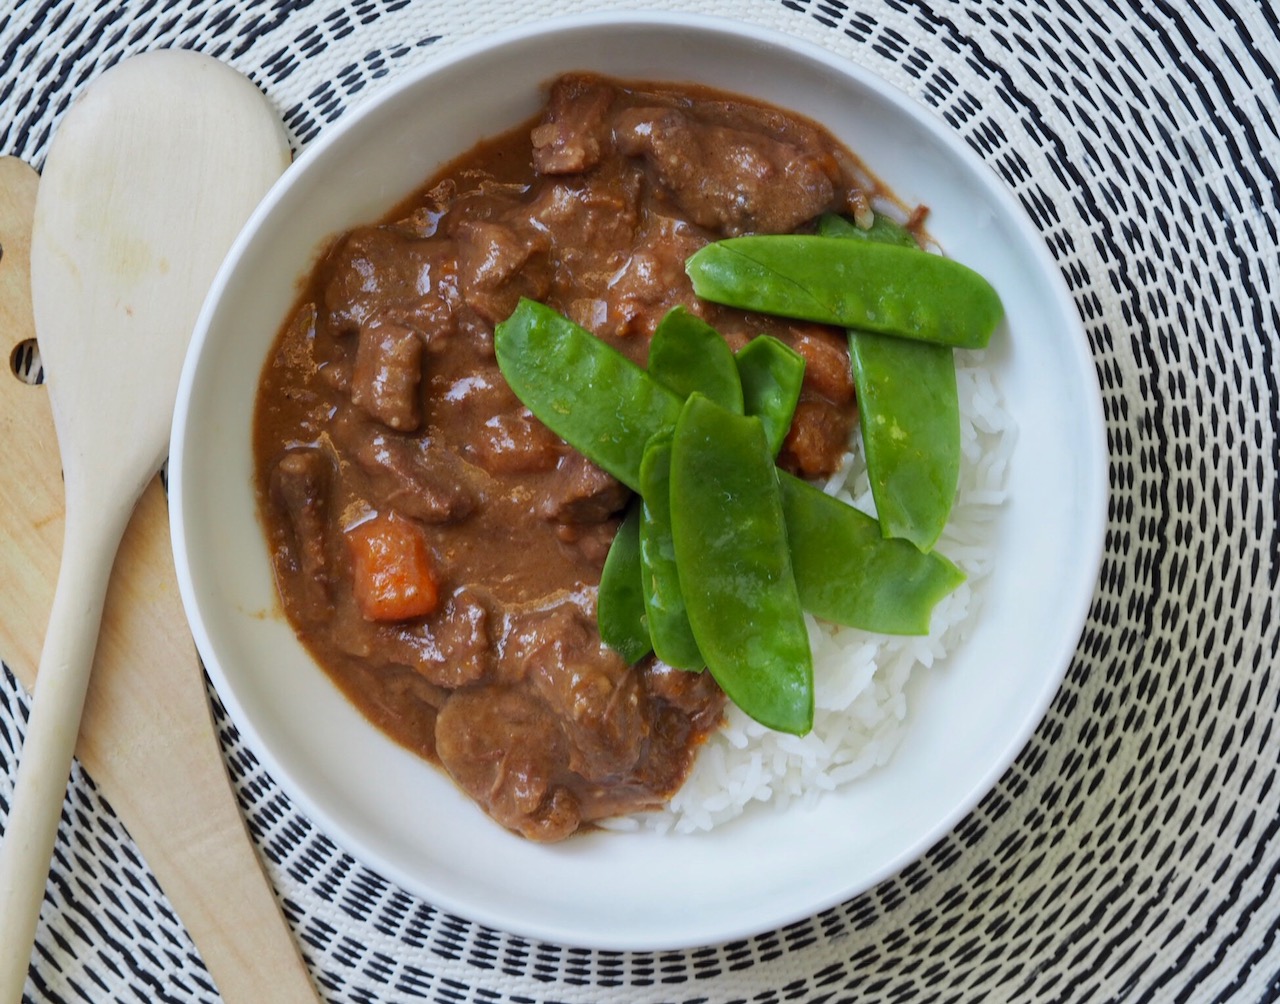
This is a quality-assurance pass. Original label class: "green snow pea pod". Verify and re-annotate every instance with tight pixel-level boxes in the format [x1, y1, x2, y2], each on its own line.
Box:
[638, 433, 703, 670]
[685, 234, 1003, 349]
[817, 210, 918, 247]
[847, 329, 959, 551]
[734, 335, 805, 457]
[597, 501, 651, 664]
[494, 298, 682, 491]
[648, 306, 743, 412]
[670, 395, 813, 736]
[779, 472, 965, 635]
[819, 213, 961, 552]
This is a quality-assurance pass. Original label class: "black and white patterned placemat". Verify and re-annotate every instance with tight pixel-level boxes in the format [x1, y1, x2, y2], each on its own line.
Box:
[2, 0, 1278, 1000]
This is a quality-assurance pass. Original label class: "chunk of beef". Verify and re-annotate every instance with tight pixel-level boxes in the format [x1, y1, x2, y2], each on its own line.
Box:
[268, 448, 333, 617]
[554, 518, 621, 570]
[538, 451, 630, 524]
[336, 409, 477, 524]
[526, 176, 640, 294]
[455, 219, 552, 325]
[530, 74, 616, 175]
[325, 590, 492, 691]
[377, 667, 446, 761]
[439, 365, 562, 474]
[778, 397, 855, 479]
[766, 325, 856, 479]
[606, 214, 706, 338]
[614, 106, 838, 235]
[639, 660, 726, 729]
[435, 686, 581, 842]
[475, 409, 562, 474]
[351, 322, 424, 431]
[509, 602, 650, 784]
[413, 588, 493, 688]
[787, 324, 855, 405]
[627, 704, 711, 799]
[321, 227, 459, 338]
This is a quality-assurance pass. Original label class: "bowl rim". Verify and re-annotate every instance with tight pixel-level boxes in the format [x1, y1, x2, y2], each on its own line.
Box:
[170, 7, 1109, 950]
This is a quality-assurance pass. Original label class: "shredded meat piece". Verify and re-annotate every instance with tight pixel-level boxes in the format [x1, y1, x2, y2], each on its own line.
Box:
[351, 322, 424, 431]
[606, 214, 706, 338]
[269, 448, 333, 612]
[788, 324, 856, 405]
[779, 397, 855, 479]
[613, 106, 838, 234]
[435, 687, 582, 842]
[336, 409, 478, 524]
[639, 660, 725, 729]
[531, 74, 615, 175]
[455, 219, 552, 324]
[414, 589, 493, 688]
[510, 603, 650, 783]
[538, 451, 630, 524]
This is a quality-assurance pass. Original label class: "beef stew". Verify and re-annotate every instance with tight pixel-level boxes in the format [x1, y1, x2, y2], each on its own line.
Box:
[253, 73, 890, 841]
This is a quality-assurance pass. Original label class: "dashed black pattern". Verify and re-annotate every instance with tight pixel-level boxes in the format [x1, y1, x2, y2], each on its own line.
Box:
[1, 0, 1278, 1001]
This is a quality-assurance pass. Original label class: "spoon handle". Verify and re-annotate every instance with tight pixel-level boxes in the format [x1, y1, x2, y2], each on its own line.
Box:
[0, 495, 130, 1000]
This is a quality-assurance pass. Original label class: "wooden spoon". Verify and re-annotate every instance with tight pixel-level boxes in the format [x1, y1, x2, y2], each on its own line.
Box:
[0, 52, 312, 1000]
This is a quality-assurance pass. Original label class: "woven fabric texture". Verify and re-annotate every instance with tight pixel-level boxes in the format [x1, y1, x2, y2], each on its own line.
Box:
[2, 0, 1278, 1001]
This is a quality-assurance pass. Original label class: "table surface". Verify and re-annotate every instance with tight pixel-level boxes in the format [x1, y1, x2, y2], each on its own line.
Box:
[2, 1, 1279, 1001]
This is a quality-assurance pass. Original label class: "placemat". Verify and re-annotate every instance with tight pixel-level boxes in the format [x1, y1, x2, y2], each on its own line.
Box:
[2, 0, 1278, 1000]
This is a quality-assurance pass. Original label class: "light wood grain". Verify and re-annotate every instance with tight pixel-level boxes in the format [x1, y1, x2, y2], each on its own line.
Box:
[0, 154, 319, 1001]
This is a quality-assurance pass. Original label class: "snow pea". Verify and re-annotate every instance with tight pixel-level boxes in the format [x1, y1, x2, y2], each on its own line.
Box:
[819, 213, 961, 552]
[848, 330, 959, 551]
[670, 395, 813, 735]
[648, 306, 743, 412]
[638, 433, 703, 670]
[734, 335, 805, 457]
[817, 209, 918, 248]
[685, 235, 1003, 349]
[596, 501, 651, 664]
[494, 298, 682, 491]
[649, 309, 800, 457]
[779, 473, 965, 635]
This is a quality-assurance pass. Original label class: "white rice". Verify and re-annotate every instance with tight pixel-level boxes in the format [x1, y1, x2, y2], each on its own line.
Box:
[600, 348, 1015, 835]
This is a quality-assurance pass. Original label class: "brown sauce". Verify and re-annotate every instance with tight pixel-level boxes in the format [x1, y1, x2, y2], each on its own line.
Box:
[253, 73, 886, 841]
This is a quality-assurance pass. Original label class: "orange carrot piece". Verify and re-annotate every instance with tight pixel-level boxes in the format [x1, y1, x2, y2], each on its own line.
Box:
[345, 512, 440, 621]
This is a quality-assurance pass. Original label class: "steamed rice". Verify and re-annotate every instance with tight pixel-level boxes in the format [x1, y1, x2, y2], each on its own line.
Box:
[602, 350, 1014, 834]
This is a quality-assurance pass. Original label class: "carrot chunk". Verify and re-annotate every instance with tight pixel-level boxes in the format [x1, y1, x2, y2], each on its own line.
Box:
[346, 512, 440, 621]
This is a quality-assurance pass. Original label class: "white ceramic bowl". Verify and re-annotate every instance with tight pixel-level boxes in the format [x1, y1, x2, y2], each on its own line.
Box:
[170, 11, 1107, 950]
